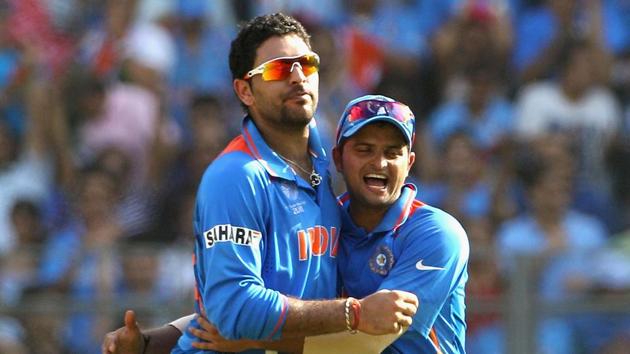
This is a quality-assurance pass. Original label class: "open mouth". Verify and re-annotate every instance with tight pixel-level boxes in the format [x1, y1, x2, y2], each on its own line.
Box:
[363, 173, 388, 189]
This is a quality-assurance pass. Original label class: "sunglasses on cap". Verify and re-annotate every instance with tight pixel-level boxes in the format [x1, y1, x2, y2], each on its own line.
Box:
[336, 98, 416, 145]
[346, 100, 414, 124]
[243, 53, 320, 81]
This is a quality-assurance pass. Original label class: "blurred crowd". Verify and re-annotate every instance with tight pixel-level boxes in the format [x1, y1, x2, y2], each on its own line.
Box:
[0, 0, 629, 353]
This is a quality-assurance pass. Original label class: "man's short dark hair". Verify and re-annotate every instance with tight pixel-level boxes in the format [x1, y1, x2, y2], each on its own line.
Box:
[514, 146, 547, 190]
[229, 12, 311, 81]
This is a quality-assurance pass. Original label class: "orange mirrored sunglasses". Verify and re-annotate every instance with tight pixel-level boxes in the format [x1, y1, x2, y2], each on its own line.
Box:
[243, 53, 320, 81]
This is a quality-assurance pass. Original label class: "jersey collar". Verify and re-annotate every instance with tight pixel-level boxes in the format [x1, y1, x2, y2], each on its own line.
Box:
[241, 116, 329, 187]
[339, 183, 419, 235]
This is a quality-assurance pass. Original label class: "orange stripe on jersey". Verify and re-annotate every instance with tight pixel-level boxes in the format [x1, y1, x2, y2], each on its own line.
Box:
[267, 295, 289, 340]
[242, 125, 279, 176]
[429, 327, 443, 354]
[192, 253, 206, 315]
[194, 283, 201, 303]
[337, 193, 350, 206]
[409, 199, 426, 215]
[217, 131, 279, 178]
[394, 192, 416, 228]
[194, 284, 207, 317]
[218, 135, 252, 158]
[243, 126, 262, 159]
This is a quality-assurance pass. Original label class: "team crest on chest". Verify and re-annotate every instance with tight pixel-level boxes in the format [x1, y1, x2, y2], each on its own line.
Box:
[369, 245, 394, 276]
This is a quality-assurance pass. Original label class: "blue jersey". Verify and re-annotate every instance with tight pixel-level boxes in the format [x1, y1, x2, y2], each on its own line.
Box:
[338, 184, 469, 354]
[173, 117, 341, 354]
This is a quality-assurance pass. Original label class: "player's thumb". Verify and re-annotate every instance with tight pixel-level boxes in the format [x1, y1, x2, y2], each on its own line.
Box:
[124, 310, 139, 330]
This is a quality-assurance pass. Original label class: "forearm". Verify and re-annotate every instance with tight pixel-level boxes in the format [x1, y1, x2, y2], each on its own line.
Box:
[143, 325, 183, 354]
[281, 298, 347, 338]
[189, 316, 305, 353]
[189, 290, 417, 352]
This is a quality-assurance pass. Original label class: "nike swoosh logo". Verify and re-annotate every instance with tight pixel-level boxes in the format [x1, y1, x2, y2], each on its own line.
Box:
[416, 259, 445, 271]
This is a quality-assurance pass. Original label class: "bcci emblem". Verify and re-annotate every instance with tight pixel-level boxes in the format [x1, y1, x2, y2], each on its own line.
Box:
[369, 245, 394, 276]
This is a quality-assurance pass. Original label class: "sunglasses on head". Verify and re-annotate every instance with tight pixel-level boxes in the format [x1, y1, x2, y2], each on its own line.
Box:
[345, 100, 414, 124]
[336, 99, 415, 145]
[243, 53, 320, 81]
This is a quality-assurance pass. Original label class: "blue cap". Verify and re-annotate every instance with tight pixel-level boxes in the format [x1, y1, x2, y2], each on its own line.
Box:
[335, 95, 415, 146]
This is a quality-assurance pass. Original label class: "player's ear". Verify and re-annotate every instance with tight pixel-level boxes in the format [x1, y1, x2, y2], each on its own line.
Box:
[407, 151, 415, 173]
[332, 145, 343, 173]
[234, 79, 254, 107]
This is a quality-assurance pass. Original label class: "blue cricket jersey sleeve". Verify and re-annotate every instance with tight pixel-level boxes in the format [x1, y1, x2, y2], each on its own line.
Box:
[379, 206, 469, 338]
[192, 153, 288, 341]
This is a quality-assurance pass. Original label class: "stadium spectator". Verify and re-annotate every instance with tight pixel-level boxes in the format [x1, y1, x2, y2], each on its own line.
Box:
[512, 0, 620, 84]
[0, 79, 54, 255]
[515, 38, 622, 192]
[496, 145, 608, 354]
[0, 200, 47, 305]
[417, 131, 493, 223]
[432, 0, 513, 101]
[38, 165, 124, 353]
[76, 0, 139, 79]
[428, 61, 514, 153]
[168, 0, 235, 134]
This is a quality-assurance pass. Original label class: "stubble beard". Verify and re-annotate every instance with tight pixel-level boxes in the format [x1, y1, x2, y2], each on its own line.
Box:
[279, 97, 317, 130]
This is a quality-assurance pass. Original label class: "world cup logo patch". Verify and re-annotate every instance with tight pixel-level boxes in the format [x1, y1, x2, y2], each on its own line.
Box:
[369, 245, 394, 276]
[279, 181, 299, 200]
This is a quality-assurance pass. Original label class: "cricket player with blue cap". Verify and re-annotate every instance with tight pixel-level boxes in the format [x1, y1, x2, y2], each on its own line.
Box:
[332, 94, 469, 354]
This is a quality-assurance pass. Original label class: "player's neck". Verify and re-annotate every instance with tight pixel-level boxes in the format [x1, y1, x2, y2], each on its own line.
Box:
[348, 203, 387, 233]
[259, 122, 311, 164]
